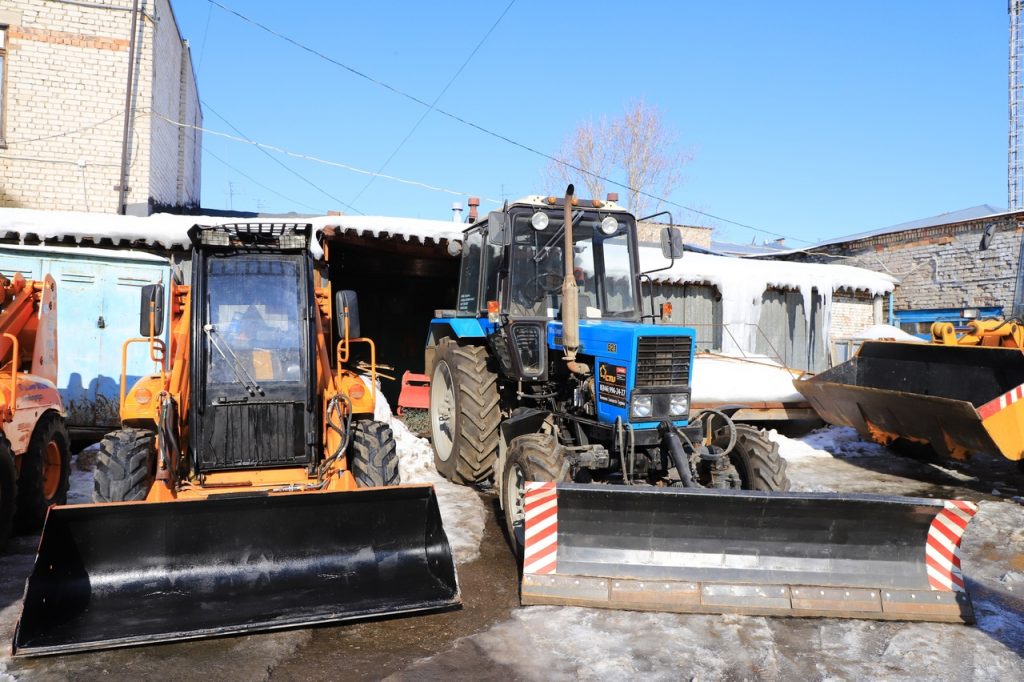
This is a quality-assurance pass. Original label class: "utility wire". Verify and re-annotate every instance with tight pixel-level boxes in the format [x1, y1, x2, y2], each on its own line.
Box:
[202, 101, 364, 215]
[3, 111, 123, 146]
[206, 0, 806, 242]
[204, 147, 325, 213]
[348, 0, 516, 208]
[152, 111, 500, 203]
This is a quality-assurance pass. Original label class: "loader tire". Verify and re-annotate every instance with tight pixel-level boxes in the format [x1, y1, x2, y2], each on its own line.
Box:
[0, 437, 15, 547]
[716, 424, 790, 492]
[501, 433, 568, 554]
[94, 428, 155, 503]
[14, 412, 71, 533]
[350, 419, 400, 488]
[430, 338, 500, 485]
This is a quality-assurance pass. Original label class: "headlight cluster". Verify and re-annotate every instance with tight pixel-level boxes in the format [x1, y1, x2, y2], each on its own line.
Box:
[629, 392, 689, 419]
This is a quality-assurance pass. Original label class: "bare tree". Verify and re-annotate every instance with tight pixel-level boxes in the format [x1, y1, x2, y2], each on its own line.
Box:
[546, 99, 691, 218]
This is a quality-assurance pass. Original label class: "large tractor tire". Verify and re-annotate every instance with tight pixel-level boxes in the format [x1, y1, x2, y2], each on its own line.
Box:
[500, 433, 569, 554]
[0, 436, 15, 547]
[715, 423, 790, 492]
[429, 338, 500, 485]
[94, 428, 156, 503]
[14, 412, 71, 533]
[350, 419, 400, 488]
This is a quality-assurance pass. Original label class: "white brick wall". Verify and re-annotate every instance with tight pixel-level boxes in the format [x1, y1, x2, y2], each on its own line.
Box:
[0, 0, 200, 214]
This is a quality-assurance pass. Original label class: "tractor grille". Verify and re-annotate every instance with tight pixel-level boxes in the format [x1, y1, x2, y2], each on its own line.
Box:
[635, 336, 692, 387]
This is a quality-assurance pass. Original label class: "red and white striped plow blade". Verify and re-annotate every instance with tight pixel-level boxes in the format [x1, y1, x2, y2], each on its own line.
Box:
[522, 481, 558, 575]
[926, 500, 978, 592]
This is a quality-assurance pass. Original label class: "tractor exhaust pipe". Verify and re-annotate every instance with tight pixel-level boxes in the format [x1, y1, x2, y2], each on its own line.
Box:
[560, 184, 588, 375]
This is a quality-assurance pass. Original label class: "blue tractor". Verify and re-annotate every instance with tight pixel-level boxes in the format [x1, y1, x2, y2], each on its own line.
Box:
[424, 187, 979, 623]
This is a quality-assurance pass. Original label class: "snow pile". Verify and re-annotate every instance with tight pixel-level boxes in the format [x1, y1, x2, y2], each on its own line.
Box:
[691, 352, 805, 404]
[852, 323, 925, 342]
[638, 245, 896, 354]
[67, 444, 100, 504]
[369, 384, 487, 565]
[0, 207, 463, 260]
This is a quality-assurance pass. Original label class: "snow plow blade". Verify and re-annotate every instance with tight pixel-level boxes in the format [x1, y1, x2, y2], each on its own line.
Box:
[13, 485, 459, 656]
[521, 483, 977, 623]
[798, 341, 1024, 461]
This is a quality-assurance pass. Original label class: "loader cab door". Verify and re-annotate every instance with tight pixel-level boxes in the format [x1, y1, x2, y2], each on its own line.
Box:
[192, 251, 314, 471]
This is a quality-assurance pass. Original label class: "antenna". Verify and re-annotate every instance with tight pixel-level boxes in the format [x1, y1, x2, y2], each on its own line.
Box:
[1010, 1, 1024, 210]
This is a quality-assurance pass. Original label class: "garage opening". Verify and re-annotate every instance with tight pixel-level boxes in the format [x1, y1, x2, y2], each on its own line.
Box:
[324, 233, 460, 408]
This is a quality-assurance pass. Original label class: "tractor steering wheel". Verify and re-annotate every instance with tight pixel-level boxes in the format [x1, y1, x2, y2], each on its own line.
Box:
[522, 272, 563, 303]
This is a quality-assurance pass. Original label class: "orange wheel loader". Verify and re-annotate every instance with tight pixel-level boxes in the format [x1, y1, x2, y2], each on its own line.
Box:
[13, 224, 458, 657]
[0, 273, 70, 548]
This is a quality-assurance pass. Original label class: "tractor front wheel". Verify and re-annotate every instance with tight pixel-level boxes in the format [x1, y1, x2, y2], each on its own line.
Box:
[714, 423, 790, 492]
[349, 420, 400, 488]
[500, 433, 568, 556]
[14, 413, 71, 533]
[430, 338, 500, 485]
[94, 428, 156, 503]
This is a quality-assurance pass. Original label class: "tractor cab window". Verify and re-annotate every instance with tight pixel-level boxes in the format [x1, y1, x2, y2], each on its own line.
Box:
[457, 228, 483, 314]
[205, 255, 306, 389]
[507, 209, 638, 319]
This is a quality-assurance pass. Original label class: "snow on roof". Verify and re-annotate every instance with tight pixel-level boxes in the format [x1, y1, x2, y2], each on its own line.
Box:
[0, 208, 463, 258]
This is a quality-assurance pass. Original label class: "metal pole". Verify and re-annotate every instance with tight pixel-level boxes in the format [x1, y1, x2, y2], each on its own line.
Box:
[117, 0, 140, 215]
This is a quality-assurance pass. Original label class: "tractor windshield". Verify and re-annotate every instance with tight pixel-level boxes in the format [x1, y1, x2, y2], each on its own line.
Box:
[507, 208, 638, 319]
[205, 254, 306, 393]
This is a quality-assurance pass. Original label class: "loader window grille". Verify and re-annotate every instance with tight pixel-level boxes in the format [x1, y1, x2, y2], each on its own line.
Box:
[635, 336, 692, 387]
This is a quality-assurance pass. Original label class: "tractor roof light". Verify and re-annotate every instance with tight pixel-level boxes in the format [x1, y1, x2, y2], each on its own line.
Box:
[531, 211, 549, 231]
[600, 216, 619, 235]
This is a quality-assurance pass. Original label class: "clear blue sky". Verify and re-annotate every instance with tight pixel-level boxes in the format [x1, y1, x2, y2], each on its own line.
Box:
[173, 1, 1008, 245]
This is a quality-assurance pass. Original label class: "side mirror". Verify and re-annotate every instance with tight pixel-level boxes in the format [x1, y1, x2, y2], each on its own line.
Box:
[661, 227, 684, 260]
[335, 289, 360, 339]
[139, 283, 165, 337]
[486, 211, 509, 245]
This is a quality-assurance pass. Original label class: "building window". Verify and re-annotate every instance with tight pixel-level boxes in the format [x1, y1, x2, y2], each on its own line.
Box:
[0, 25, 6, 146]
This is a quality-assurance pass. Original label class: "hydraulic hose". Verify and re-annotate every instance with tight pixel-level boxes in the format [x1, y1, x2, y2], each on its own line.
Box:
[660, 421, 697, 487]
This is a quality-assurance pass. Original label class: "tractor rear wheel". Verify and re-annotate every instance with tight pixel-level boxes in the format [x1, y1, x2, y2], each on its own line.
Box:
[14, 412, 71, 533]
[350, 420, 400, 488]
[0, 437, 15, 546]
[501, 433, 568, 554]
[715, 423, 790, 492]
[430, 338, 500, 485]
[94, 428, 156, 503]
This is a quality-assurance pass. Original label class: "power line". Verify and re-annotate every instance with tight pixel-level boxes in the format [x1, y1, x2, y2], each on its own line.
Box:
[204, 147, 325, 213]
[152, 111, 500, 204]
[3, 111, 123, 146]
[202, 101, 364, 214]
[348, 0, 517, 208]
[206, 0, 806, 243]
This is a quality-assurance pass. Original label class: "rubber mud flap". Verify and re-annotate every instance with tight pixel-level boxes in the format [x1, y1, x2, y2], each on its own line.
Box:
[13, 485, 459, 656]
[798, 341, 1024, 459]
[519, 483, 977, 623]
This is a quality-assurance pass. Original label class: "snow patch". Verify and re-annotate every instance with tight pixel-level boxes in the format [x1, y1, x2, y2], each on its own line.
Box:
[692, 352, 805, 404]
[0, 207, 463, 261]
[851, 324, 926, 343]
[368, 381, 486, 565]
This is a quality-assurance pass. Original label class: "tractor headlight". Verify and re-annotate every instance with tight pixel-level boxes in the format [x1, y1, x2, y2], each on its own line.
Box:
[669, 393, 689, 417]
[600, 216, 619, 235]
[631, 394, 653, 419]
[531, 211, 549, 231]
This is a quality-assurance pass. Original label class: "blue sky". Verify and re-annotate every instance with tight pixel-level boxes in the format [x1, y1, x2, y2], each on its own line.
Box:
[174, 1, 1008, 245]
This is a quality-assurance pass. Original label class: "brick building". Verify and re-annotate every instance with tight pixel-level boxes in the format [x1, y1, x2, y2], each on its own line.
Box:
[0, 0, 200, 215]
[775, 205, 1023, 337]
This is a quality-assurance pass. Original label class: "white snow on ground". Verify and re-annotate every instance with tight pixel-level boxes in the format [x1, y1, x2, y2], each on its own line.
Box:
[368, 383, 487, 565]
[400, 425, 1024, 680]
[691, 352, 805, 404]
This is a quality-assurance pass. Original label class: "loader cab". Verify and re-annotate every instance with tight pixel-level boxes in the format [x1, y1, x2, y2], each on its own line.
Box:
[465, 198, 642, 321]
[187, 224, 317, 472]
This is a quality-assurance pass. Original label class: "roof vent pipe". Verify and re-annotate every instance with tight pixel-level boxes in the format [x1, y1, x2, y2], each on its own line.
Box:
[468, 197, 480, 222]
[451, 202, 463, 223]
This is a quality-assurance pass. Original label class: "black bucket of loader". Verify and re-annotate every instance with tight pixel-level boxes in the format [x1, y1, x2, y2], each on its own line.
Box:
[521, 483, 976, 623]
[799, 341, 1024, 459]
[13, 485, 459, 656]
